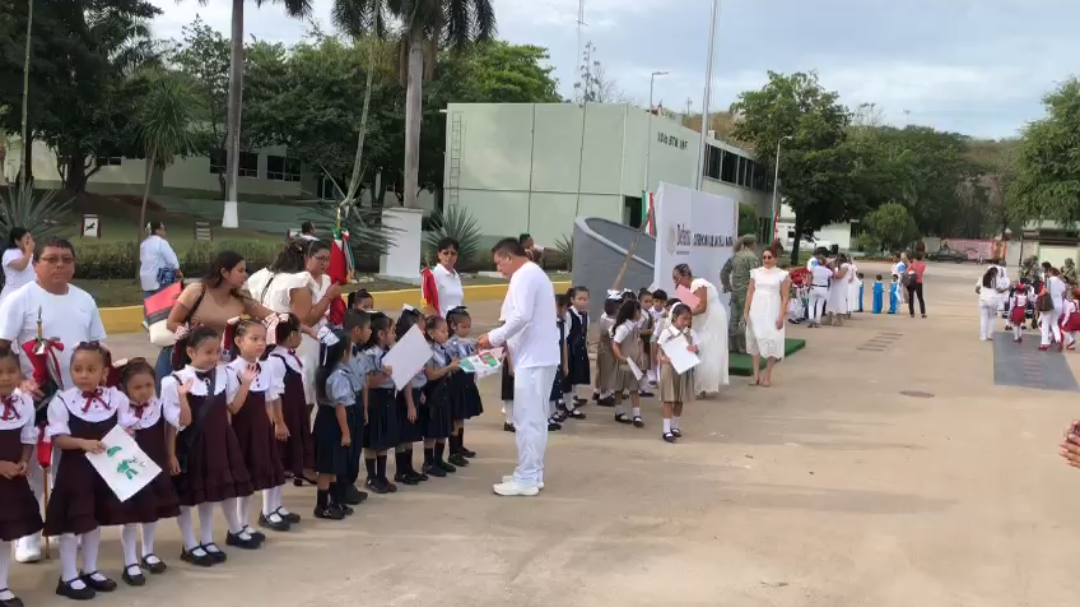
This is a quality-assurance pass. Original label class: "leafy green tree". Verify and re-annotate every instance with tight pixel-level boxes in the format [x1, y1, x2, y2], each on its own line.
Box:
[730, 71, 857, 263]
[865, 202, 918, 252]
[1011, 78, 1080, 225]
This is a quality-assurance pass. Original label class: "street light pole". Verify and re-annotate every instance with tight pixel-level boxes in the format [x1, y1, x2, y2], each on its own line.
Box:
[693, 0, 721, 190]
[770, 135, 792, 246]
[643, 70, 668, 194]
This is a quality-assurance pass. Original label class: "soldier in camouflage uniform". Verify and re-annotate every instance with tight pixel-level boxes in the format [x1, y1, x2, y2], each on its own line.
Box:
[726, 235, 761, 353]
[1064, 258, 1078, 285]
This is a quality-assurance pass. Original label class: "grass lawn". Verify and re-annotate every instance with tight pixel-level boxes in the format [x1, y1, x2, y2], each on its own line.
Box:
[74, 273, 561, 308]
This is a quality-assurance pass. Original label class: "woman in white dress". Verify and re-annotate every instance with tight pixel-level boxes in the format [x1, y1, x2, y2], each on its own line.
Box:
[0, 227, 34, 303]
[672, 263, 729, 397]
[845, 258, 859, 317]
[827, 253, 851, 326]
[246, 239, 341, 406]
[743, 248, 790, 387]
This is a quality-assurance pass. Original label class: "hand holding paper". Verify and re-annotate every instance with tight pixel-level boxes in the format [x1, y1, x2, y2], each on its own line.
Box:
[381, 325, 433, 391]
[86, 426, 162, 502]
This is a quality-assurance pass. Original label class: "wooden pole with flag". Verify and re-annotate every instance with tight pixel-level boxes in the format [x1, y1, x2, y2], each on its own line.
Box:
[611, 205, 654, 291]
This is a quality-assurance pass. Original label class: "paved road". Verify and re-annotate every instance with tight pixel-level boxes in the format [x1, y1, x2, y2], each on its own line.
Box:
[11, 263, 1080, 607]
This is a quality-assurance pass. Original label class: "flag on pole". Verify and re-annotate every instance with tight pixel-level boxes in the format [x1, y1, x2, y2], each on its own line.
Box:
[642, 190, 656, 236]
[327, 227, 353, 325]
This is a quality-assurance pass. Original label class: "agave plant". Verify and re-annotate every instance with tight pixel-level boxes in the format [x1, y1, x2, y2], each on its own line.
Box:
[0, 182, 73, 241]
[552, 234, 574, 271]
[423, 204, 481, 266]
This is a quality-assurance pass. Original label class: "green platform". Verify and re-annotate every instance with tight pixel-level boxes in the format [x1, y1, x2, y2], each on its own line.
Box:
[729, 338, 807, 376]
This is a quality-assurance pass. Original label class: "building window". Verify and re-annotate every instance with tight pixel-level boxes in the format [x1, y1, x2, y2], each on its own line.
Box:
[753, 162, 767, 191]
[720, 151, 737, 183]
[209, 149, 226, 174]
[267, 155, 301, 182]
[704, 145, 721, 180]
[94, 153, 121, 167]
[239, 152, 258, 178]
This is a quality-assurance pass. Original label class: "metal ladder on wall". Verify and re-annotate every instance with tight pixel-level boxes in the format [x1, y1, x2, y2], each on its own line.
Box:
[447, 112, 462, 208]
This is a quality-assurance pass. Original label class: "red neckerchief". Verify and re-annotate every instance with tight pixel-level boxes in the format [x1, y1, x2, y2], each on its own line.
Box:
[131, 401, 151, 419]
[81, 388, 109, 413]
[0, 394, 19, 421]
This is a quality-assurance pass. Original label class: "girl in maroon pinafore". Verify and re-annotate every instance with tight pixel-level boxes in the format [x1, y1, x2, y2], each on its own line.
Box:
[161, 326, 256, 570]
[45, 342, 134, 601]
[226, 319, 289, 537]
[0, 349, 43, 607]
[115, 358, 187, 587]
[267, 317, 316, 489]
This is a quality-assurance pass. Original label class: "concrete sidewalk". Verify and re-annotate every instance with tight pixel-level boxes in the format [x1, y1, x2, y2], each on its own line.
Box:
[11, 264, 1080, 607]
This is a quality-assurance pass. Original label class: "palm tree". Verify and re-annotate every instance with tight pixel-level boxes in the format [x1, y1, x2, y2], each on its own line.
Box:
[220, 0, 313, 228]
[18, 0, 33, 185]
[134, 71, 196, 250]
[339, 0, 495, 209]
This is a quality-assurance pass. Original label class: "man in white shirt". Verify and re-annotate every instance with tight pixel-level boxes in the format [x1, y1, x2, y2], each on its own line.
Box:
[0, 237, 107, 563]
[477, 238, 559, 497]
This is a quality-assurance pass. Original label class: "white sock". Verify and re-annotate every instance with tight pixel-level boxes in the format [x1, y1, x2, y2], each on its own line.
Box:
[81, 527, 104, 578]
[141, 522, 158, 558]
[632, 407, 641, 418]
[274, 485, 289, 515]
[504, 401, 514, 423]
[197, 503, 216, 546]
[177, 506, 199, 550]
[663, 418, 671, 433]
[672, 416, 680, 430]
[238, 495, 252, 528]
[262, 489, 274, 517]
[615, 404, 626, 415]
[120, 524, 139, 567]
[563, 394, 576, 411]
[221, 498, 246, 536]
[0, 541, 12, 600]
[59, 534, 84, 587]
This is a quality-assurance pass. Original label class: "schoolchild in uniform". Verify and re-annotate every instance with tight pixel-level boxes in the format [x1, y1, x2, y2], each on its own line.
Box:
[393, 311, 427, 486]
[610, 300, 645, 428]
[562, 286, 591, 412]
[446, 307, 481, 462]
[637, 289, 656, 397]
[162, 326, 256, 570]
[333, 310, 373, 504]
[656, 304, 698, 443]
[1009, 283, 1032, 342]
[593, 293, 621, 407]
[347, 289, 374, 312]
[312, 330, 357, 520]
[422, 316, 460, 477]
[0, 348, 43, 607]
[224, 319, 287, 538]
[45, 342, 133, 600]
[547, 295, 571, 429]
[114, 358, 186, 586]
[265, 314, 316, 489]
[499, 316, 515, 432]
[649, 290, 668, 381]
[359, 313, 400, 494]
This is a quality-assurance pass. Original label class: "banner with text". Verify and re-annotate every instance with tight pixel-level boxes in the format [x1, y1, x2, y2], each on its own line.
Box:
[653, 182, 737, 307]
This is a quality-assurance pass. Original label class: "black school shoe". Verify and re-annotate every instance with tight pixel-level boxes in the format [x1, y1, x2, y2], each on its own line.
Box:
[436, 459, 457, 474]
[548, 420, 562, 431]
[503, 422, 516, 432]
[313, 504, 345, 520]
[671, 428, 683, 438]
[141, 554, 167, 574]
[226, 532, 261, 550]
[456, 445, 477, 458]
[422, 462, 447, 478]
[344, 485, 368, 504]
[332, 502, 354, 516]
[565, 409, 586, 419]
[394, 470, 422, 486]
[662, 432, 677, 443]
[80, 572, 117, 592]
[55, 578, 95, 601]
[258, 511, 292, 532]
[0, 590, 24, 607]
[615, 413, 632, 424]
[448, 452, 469, 467]
[597, 395, 616, 407]
[180, 546, 217, 567]
[365, 477, 390, 494]
[121, 565, 146, 587]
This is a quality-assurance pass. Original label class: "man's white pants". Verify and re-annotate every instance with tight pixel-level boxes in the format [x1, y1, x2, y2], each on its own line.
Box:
[979, 301, 997, 340]
[512, 365, 558, 488]
[1041, 308, 1063, 346]
[808, 287, 828, 324]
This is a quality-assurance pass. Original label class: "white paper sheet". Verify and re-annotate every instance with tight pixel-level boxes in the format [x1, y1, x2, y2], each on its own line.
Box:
[85, 426, 163, 502]
[382, 325, 433, 391]
[658, 328, 701, 374]
[626, 358, 644, 380]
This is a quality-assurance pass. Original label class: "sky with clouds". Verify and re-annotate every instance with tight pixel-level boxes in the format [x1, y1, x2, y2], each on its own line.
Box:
[149, 0, 1075, 140]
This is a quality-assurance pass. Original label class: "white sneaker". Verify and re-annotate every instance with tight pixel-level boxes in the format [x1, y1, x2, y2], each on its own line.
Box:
[15, 533, 42, 563]
[493, 480, 539, 497]
[502, 475, 544, 490]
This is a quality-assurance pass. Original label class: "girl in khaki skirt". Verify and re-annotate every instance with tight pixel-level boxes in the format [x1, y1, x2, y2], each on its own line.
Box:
[593, 294, 621, 407]
[610, 299, 646, 428]
[657, 304, 698, 443]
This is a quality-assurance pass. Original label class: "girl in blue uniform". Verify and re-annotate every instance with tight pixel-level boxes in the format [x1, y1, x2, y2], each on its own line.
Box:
[312, 331, 355, 520]
[359, 313, 398, 494]
[393, 310, 426, 486]
[446, 307, 481, 464]
[422, 316, 458, 477]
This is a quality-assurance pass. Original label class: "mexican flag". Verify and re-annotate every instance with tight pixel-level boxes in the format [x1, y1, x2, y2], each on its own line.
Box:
[327, 227, 353, 325]
[642, 190, 656, 236]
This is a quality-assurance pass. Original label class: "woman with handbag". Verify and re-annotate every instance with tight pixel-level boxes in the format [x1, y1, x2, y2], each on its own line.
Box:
[139, 222, 182, 299]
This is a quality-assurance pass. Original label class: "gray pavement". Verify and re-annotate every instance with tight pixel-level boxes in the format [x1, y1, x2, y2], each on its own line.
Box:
[10, 262, 1080, 607]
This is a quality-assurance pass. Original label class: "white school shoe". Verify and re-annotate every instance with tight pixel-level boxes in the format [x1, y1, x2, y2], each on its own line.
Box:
[493, 479, 540, 497]
[502, 475, 544, 490]
[15, 533, 43, 563]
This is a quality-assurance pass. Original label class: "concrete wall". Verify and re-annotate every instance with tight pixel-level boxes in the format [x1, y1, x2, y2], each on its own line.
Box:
[571, 217, 655, 320]
[445, 103, 770, 245]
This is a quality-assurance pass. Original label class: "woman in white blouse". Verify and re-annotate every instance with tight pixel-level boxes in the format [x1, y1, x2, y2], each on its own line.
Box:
[246, 239, 341, 405]
[138, 221, 181, 297]
[0, 227, 34, 302]
[427, 237, 465, 316]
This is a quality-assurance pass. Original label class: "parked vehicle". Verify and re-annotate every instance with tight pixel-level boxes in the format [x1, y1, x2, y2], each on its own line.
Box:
[929, 246, 971, 263]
